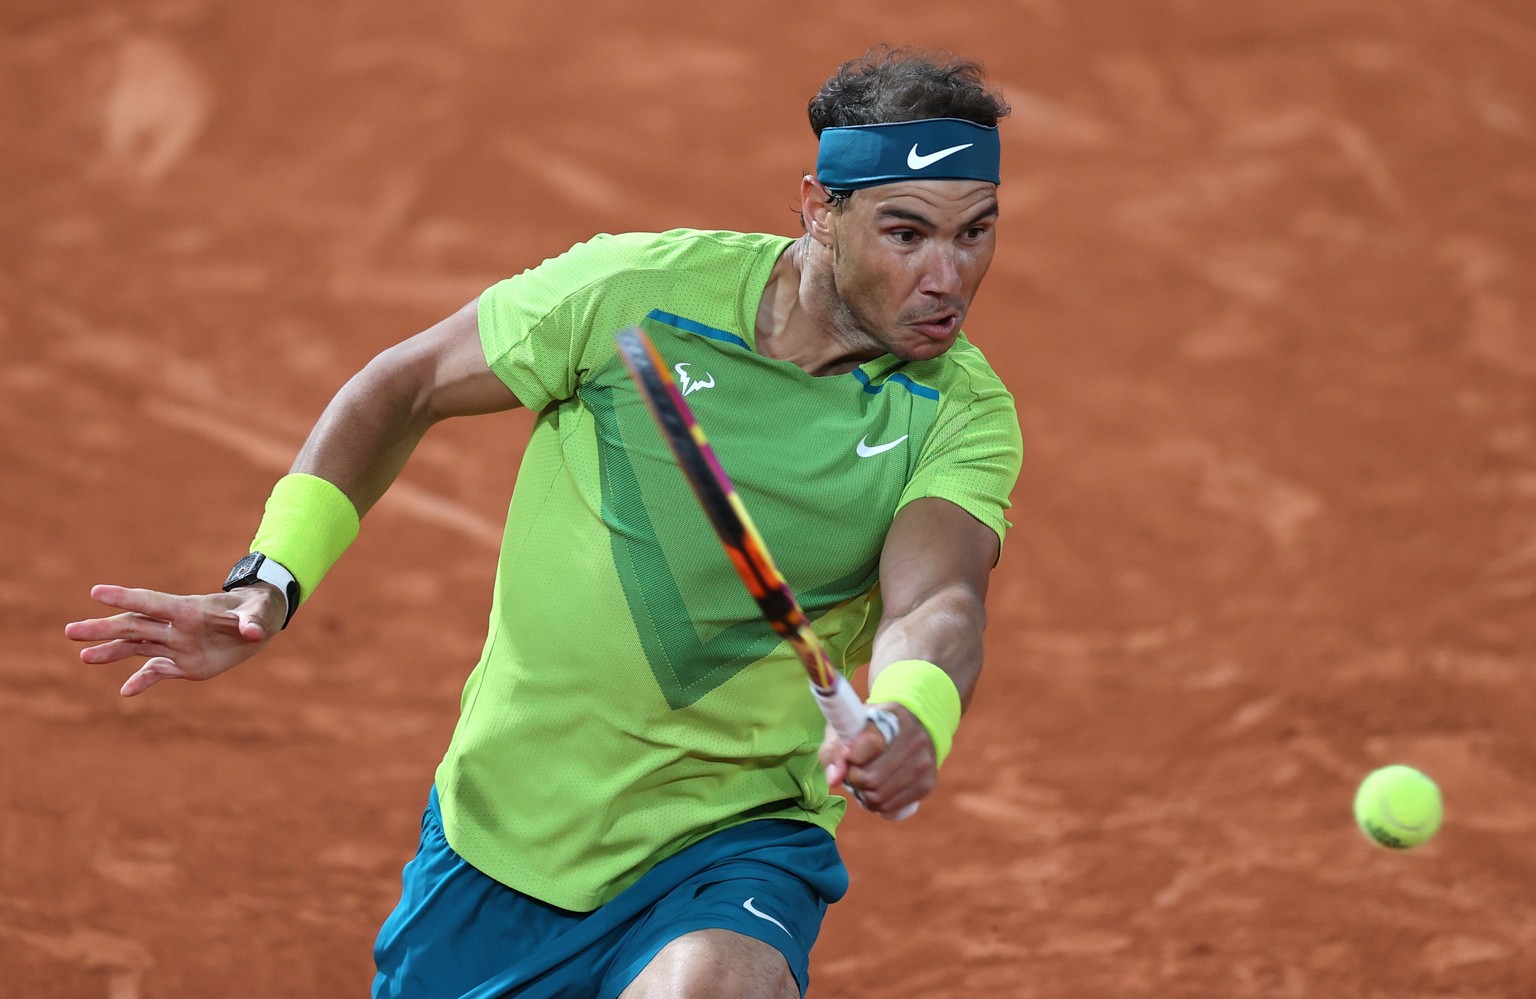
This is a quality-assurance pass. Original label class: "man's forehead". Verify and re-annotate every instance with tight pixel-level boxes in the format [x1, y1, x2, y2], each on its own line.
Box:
[858, 180, 1000, 215]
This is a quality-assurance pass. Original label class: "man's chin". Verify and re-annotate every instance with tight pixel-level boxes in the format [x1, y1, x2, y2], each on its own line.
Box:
[891, 332, 959, 362]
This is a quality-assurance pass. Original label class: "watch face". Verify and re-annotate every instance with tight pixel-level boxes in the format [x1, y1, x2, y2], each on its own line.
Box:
[224, 552, 263, 589]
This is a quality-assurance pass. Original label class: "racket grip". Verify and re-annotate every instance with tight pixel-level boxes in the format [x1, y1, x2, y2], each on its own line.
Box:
[811, 677, 920, 821]
[814, 674, 869, 745]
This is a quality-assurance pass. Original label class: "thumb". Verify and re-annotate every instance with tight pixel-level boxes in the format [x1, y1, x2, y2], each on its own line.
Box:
[121, 657, 184, 697]
[233, 597, 281, 643]
[229, 584, 287, 642]
[846, 721, 891, 767]
[236, 605, 282, 645]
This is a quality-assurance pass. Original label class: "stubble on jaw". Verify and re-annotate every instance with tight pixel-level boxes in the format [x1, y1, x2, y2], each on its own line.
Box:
[812, 236, 891, 360]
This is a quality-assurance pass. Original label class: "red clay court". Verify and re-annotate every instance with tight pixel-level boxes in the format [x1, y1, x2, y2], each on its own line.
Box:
[4, 2, 1535, 995]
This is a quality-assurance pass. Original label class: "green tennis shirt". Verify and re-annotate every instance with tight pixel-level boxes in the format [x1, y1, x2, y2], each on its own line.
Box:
[434, 228, 1022, 911]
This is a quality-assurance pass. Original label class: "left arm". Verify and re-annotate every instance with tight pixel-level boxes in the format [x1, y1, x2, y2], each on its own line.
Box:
[821, 496, 1001, 815]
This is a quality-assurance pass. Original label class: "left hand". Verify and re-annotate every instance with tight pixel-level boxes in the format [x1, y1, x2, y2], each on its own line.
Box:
[65, 583, 283, 696]
[819, 703, 936, 819]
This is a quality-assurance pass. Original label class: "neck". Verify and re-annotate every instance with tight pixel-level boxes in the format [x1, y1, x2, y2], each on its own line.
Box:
[755, 236, 884, 376]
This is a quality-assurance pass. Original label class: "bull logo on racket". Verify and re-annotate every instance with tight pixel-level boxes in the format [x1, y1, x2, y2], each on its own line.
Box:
[673, 362, 716, 397]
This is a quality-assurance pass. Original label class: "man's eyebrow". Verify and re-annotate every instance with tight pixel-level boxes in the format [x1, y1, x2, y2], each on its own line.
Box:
[873, 206, 937, 228]
[963, 203, 1000, 226]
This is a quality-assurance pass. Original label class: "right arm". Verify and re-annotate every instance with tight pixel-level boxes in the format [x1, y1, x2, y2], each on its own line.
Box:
[65, 299, 518, 695]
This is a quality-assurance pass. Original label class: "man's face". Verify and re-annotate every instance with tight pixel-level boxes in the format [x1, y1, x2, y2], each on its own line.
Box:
[820, 179, 999, 362]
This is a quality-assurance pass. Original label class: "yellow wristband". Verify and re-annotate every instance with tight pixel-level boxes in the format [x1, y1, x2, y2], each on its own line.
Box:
[869, 659, 963, 767]
[249, 473, 360, 606]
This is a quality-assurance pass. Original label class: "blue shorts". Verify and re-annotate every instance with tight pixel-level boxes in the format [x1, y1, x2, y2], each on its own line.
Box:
[372, 788, 848, 999]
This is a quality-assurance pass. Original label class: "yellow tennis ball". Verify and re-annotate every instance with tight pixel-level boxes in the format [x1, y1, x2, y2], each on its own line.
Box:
[1354, 765, 1443, 849]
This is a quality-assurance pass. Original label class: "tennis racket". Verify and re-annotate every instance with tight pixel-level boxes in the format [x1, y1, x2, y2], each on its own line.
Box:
[615, 325, 917, 821]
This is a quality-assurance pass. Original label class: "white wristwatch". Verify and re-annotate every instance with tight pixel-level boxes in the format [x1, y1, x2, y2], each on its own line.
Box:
[222, 552, 300, 629]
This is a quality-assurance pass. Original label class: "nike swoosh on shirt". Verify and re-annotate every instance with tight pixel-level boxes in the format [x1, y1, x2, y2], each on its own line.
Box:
[906, 142, 973, 170]
[856, 434, 909, 457]
[742, 897, 792, 937]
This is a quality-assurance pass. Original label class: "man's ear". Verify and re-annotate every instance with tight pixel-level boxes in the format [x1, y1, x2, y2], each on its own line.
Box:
[800, 174, 836, 247]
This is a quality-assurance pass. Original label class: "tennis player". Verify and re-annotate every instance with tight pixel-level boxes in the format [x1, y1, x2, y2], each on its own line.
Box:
[67, 45, 1023, 998]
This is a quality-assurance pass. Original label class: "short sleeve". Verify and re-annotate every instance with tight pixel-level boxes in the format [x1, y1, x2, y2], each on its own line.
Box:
[895, 361, 1022, 553]
[477, 235, 676, 410]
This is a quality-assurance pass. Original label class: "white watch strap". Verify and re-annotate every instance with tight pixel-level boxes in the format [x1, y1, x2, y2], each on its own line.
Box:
[253, 555, 296, 624]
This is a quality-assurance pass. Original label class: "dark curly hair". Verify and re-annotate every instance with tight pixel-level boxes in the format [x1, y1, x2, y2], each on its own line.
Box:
[807, 45, 1011, 136]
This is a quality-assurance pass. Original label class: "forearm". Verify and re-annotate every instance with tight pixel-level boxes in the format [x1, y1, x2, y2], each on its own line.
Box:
[869, 584, 987, 710]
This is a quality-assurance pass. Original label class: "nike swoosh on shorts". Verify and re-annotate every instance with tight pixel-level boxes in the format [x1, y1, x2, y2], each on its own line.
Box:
[742, 897, 792, 938]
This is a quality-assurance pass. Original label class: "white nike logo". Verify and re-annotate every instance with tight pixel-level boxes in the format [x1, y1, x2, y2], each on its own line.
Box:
[856, 434, 909, 457]
[674, 362, 716, 397]
[906, 142, 973, 170]
[742, 897, 792, 937]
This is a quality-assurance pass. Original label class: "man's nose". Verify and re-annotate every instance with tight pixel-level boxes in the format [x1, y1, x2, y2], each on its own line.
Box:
[919, 246, 963, 297]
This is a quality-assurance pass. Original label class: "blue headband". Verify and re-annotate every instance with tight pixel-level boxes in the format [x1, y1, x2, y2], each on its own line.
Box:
[816, 118, 1001, 190]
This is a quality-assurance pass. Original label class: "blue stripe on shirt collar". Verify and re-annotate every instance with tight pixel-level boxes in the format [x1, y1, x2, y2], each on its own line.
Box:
[850, 367, 940, 400]
[646, 309, 750, 350]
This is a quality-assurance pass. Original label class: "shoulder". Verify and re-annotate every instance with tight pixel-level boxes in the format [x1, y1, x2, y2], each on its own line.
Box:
[553, 228, 788, 271]
[487, 229, 786, 307]
[904, 334, 1014, 409]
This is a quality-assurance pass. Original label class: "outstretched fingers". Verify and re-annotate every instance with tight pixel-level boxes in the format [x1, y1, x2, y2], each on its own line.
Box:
[65, 611, 174, 645]
[68, 584, 284, 697]
[78, 639, 174, 665]
[87, 584, 181, 617]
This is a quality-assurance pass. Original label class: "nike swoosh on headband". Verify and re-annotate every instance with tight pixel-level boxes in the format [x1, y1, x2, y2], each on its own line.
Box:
[906, 142, 974, 170]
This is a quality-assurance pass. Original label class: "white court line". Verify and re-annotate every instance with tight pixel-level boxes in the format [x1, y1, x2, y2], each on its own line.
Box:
[144, 398, 504, 550]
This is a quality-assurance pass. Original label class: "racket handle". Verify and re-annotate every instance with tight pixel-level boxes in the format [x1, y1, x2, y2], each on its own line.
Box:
[814, 673, 870, 745]
[811, 677, 920, 821]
